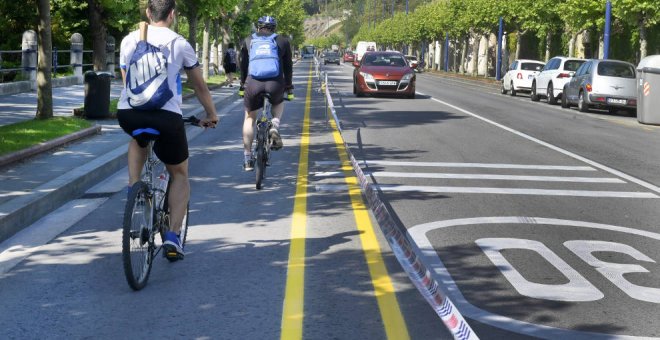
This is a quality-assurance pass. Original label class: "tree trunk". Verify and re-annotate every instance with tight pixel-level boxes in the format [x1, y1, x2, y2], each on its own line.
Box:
[186, 5, 199, 49]
[515, 31, 524, 60]
[545, 31, 552, 62]
[202, 18, 210, 80]
[470, 32, 479, 77]
[36, 0, 53, 119]
[639, 14, 648, 59]
[568, 32, 577, 58]
[87, 0, 107, 71]
[459, 37, 468, 74]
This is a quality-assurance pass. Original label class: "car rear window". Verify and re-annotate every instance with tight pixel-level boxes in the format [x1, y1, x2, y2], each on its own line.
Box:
[326, 53, 338, 57]
[521, 63, 544, 71]
[563, 60, 585, 71]
[597, 62, 635, 78]
[363, 54, 407, 67]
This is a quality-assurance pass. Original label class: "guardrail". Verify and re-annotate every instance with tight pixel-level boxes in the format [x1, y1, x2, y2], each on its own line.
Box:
[321, 68, 479, 340]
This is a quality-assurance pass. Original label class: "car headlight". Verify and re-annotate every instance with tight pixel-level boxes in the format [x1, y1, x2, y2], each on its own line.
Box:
[401, 73, 413, 82]
[360, 72, 375, 82]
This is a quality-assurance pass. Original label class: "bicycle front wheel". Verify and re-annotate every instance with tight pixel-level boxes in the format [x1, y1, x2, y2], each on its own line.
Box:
[255, 133, 267, 190]
[122, 181, 155, 291]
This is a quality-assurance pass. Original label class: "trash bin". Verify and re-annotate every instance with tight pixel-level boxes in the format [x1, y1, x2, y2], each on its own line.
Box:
[636, 55, 660, 125]
[84, 71, 112, 119]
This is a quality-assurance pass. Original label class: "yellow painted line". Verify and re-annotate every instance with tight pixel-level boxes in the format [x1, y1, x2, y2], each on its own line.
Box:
[328, 118, 411, 339]
[281, 63, 313, 340]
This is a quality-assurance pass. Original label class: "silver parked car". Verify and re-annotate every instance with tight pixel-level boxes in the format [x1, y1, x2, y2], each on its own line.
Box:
[561, 59, 637, 114]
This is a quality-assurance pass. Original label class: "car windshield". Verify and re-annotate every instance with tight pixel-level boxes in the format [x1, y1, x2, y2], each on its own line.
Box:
[363, 54, 406, 67]
[597, 62, 635, 78]
[521, 62, 544, 71]
[563, 60, 585, 71]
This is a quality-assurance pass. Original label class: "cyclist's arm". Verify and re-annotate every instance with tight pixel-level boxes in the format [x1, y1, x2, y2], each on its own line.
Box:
[281, 37, 293, 88]
[185, 66, 218, 127]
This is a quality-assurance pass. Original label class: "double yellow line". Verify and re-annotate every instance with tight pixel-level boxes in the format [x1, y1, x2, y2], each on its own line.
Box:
[281, 63, 409, 340]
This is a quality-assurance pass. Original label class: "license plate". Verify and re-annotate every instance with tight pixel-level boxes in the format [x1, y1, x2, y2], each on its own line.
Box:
[379, 81, 397, 86]
[607, 98, 627, 105]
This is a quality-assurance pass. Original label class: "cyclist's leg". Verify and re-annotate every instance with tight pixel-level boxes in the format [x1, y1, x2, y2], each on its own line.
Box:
[127, 139, 148, 186]
[150, 111, 189, 258]
[265, 78, 286, 149]
[118, 109, 149, 187]
[164, 160, 189, 234]
[243, 77, 267, 169]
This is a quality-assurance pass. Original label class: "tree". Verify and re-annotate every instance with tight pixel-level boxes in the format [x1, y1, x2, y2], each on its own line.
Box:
[36, 0, 53, 119]
[612, 0, 659, 59]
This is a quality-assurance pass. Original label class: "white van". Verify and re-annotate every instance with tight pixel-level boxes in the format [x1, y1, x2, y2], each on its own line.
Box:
[355, 41, 377, 62]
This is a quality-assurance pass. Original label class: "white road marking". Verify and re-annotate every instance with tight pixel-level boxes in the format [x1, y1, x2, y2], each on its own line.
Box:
[314, 184, 657, 198]
[313, 171, 623, 183]
[408, 217, 660, 340]
[430, 97, 660, 194]
[314, 160, 596, 171]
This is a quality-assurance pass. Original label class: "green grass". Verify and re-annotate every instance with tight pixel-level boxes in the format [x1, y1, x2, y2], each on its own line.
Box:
[182, 74, 228, 95]
[0, 117, 92, 156]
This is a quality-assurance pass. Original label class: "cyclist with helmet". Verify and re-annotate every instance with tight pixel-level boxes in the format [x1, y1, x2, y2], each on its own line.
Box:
[239, 15, 293, 171]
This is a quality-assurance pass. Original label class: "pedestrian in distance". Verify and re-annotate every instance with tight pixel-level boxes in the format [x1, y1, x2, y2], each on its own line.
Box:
[116, 0, 218, 261]
[223, 43, 238, 87]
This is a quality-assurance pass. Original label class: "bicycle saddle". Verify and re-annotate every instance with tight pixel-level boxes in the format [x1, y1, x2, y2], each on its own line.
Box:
[131, 128, 160, 147]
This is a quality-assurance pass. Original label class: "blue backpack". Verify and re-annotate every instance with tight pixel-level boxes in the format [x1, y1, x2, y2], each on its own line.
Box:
[248, 33, 280, 79]
[126, 40, 173, 110]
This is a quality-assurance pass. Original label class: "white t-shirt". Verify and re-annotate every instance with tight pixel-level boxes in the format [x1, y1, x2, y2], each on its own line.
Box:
[118, 25, 199, 114]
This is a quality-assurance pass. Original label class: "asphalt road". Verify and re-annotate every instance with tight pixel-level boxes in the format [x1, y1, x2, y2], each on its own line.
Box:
[325, 62, 660, 339]
[0, 60, 452, 340]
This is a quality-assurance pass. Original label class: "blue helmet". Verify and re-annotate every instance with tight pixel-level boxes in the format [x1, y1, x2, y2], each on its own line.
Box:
[257, 16, 277, 30]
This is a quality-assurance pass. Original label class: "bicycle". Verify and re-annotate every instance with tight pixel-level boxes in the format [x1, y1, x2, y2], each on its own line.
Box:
[122, 115, 201, 291]
[239, 89, 293, 190]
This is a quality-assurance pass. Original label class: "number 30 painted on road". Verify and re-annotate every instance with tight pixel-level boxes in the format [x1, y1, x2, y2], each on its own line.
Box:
[476, 238, 660, 303]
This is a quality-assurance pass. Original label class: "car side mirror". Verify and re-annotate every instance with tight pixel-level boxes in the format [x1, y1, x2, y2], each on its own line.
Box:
[353, 61, 360, 68]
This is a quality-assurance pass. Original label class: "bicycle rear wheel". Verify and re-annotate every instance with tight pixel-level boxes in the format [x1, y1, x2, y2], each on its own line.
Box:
[122, 181, 155, 291]
[255, 132, 266, 190]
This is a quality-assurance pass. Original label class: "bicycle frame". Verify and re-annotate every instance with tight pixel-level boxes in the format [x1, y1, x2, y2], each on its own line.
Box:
[254, 95, 273, 189]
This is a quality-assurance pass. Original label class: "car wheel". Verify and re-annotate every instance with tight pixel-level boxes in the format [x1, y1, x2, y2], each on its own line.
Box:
[561, 88, 570, 108]
[510, 81, 517, 97]
[407, 88, 416, 99]
[500, 81, 507, 95]
[547, 83, 557, 105]
[578, 91, 589, 112]
[530, 82, 540, 102]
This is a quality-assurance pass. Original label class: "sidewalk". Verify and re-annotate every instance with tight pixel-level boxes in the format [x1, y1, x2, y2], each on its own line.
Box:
[0, 82, 240, 243]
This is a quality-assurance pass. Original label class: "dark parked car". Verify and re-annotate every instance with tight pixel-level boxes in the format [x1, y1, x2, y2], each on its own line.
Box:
[324, 52, 340, 65]
[352, 51, 416, 98]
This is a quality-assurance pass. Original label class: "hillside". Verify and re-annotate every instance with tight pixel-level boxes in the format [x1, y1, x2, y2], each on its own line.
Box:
[304, 16, 342, 39]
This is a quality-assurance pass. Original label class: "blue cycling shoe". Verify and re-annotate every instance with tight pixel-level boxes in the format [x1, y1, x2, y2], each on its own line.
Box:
[163, 231, 184, 262]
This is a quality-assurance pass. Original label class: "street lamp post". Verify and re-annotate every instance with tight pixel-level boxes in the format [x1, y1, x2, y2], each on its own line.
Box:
[603, 0, 611, 59]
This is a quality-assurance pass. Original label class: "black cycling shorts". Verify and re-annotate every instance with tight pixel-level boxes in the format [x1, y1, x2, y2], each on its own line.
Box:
[117, 109, 189, 165]
[243, 75, 285, 111]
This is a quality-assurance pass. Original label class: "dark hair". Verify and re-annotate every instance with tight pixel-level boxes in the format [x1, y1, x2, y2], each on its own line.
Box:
[148, 0, 176, 23]
[228, 43, 235, 49]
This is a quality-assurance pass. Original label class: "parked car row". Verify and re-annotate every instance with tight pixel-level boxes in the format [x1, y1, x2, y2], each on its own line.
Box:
[502, 56, 638, 114]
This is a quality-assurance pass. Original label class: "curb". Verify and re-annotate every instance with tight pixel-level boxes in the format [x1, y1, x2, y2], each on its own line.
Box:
[0, 125, 102, 168]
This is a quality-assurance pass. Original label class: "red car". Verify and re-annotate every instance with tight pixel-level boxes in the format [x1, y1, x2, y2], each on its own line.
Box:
[343, 51, 355, 62]
[352, 51, 416, 98]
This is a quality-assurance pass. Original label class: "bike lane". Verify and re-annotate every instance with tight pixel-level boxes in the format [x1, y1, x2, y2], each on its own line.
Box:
[0, 59, 449, 339]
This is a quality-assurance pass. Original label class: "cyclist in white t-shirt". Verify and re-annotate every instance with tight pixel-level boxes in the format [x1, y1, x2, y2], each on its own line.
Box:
[117, 0, 218, 261]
